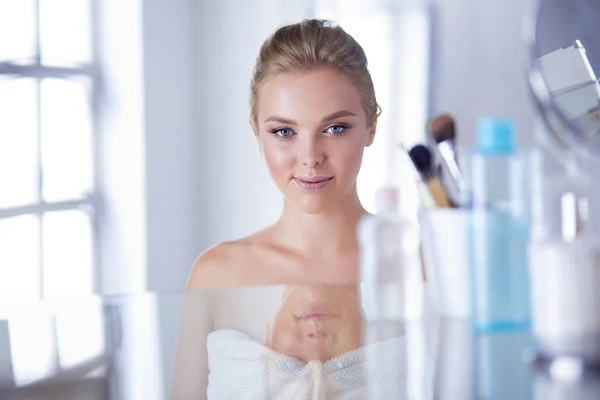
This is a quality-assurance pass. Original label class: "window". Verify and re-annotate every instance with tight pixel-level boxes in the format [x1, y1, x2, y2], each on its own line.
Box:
[0, 0, 97, 299]
[5, 298, 106, 385]
[314, 0, 432, 218]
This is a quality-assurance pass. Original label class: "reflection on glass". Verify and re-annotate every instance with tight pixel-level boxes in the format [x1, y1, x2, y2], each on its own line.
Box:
[203, 285, 410, 398]
[39, 0, 91, 66]
[265, 285, 362, 363]
[55, 301, 105, 369]
[0, 0, 36, 64]
[434, 318, 474, 399]
[40, 77, 93, 202]
[474, 332, 533, 399]
[0, 215, 40, 299]
[534, 368, 600, 400]
[0, 77, 38, 209]
[42, 210, 93, 296]
[8, 315, 56, 385]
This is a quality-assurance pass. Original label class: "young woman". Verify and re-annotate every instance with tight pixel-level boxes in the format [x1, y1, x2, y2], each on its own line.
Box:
[186, 18, 381, 290]
[171, 19, 393, 399]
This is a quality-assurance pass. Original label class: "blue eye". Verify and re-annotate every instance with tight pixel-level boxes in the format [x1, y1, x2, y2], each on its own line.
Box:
[270, 128, 293, 138]
[326, 124, 347, 135]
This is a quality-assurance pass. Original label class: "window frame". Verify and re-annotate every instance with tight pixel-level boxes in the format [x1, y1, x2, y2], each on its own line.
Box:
[0, 0, 100, 299]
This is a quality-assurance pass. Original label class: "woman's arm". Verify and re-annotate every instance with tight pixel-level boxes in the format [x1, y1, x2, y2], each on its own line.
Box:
[170, 244, 234, 398]
[170, 288, 214, 399]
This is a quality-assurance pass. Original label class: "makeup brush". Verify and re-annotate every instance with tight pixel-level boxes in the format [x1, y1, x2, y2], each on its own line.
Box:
[429, 114, 460, 170]
[428, 114, 456, 145]
[408, 145, 452, 208]
[425, 114, 463, 206]
[400, 143, 436, 209]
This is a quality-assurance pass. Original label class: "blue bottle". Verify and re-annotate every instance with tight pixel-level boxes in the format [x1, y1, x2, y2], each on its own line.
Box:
[464, 118, 534, 333]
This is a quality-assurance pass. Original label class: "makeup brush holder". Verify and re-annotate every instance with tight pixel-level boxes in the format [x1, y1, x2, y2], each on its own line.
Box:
[419, 208, 470, 319]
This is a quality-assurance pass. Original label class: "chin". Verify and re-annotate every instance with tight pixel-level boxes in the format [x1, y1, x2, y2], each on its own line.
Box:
[290, 196, 338, 215]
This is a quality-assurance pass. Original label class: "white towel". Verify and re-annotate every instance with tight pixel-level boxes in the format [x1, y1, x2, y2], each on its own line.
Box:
[206, 329, 409, 400]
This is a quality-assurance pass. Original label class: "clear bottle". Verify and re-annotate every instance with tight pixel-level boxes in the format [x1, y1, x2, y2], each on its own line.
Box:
[358, 186, 423, 326]
[357, 186, 430, 399]
[463, 118, 535, 333]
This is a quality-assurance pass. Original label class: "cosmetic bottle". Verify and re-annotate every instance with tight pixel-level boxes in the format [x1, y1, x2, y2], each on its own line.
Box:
[357, 186, 431, 399]
[358, 186, 423, 325]
[528, 172, 600, 363]
[463, 118, 536, 332]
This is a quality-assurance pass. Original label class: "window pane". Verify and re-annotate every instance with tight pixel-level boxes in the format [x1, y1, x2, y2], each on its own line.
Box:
[43, 209, 93, 297]
[0, 214, 40, 299]
[40, 78, 93, 202]
[9, 315, 57, 384]
[0, 0, 37, 64]
[55, 300, 105, 369]
[0, 77, 39, 209]
[39, 0, 91, 66]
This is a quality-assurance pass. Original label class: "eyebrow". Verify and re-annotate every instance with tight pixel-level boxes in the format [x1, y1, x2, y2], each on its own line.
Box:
[263, 110, 357, 125]
[321, 110, 356, 122]
[264, 116, 298, 125]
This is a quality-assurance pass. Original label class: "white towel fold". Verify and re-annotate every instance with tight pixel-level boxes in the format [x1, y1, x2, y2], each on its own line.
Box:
[206, 329, 408, 400]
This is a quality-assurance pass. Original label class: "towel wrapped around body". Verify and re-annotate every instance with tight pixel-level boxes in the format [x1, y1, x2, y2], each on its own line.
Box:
[206, 329, 408, 400]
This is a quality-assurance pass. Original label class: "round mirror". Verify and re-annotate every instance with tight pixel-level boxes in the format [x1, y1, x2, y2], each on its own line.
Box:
[525, 0, 600, 166]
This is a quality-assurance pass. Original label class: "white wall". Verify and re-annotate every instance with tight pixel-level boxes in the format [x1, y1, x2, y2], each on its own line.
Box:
[143, 0, 196, 292]
[432, 0, 535, 149]
[97, 0, 201, 294]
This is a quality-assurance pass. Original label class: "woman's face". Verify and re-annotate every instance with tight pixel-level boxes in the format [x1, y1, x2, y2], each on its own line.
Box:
[253, 67, 376, 214]
[266, 285, 362, 363]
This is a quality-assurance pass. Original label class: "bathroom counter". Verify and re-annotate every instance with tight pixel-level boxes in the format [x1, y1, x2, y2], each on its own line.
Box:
[0, 289, 598, 399]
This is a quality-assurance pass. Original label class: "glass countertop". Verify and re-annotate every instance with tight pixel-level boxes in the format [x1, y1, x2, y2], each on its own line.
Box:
[0, 287, 598, 399]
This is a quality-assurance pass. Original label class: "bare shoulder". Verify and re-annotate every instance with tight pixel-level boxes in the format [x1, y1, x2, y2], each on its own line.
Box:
[186, 241, 239, 290]
[186, 229, 272, 290]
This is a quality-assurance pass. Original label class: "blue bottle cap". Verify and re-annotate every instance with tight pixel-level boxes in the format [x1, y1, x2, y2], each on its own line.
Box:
[476, 118, 515, 155]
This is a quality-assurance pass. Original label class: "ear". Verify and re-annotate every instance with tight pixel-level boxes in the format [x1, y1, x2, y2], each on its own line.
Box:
[250, 117, 263, 156]
[249, 116, 258, 136]
[365, 118, 377, 147]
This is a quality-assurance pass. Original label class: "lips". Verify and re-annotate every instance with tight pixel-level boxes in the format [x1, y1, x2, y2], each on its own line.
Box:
[294, 177, 333, 190]
[298, 308, 338, 320]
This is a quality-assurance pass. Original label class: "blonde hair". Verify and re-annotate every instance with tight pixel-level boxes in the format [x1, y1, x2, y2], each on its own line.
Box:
[250, 19, 381, 126]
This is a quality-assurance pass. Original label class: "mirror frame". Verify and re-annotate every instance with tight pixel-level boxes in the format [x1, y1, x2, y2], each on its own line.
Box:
[523, 0, 600, 170]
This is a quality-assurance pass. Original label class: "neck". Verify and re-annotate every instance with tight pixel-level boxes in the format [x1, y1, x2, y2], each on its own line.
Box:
[274, 186, 368, 254]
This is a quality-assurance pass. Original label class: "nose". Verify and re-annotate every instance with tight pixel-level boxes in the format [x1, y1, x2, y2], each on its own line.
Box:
[302, 320, 327, 339]
[305, 329, 327, 343]
[299, 137, 324, 168]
